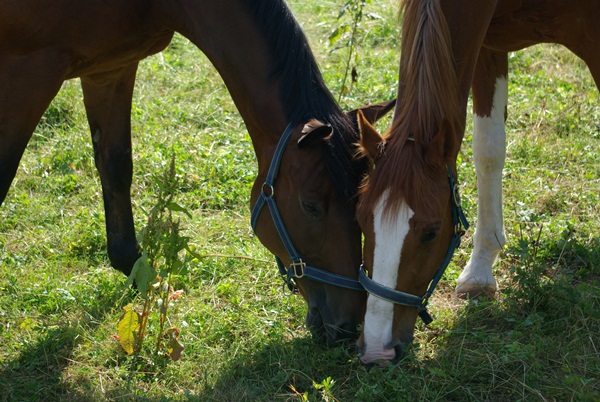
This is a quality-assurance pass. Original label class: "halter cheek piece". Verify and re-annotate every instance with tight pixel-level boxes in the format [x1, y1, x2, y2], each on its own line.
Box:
[250, 124, 364, 294]
[358, 166, 470, 324]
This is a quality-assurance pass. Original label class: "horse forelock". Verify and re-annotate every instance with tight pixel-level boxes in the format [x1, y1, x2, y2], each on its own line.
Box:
[358, 140, 442, 226]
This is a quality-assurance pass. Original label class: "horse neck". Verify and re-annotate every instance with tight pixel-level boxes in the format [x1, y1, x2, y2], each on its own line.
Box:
[157, 0, 335, 168]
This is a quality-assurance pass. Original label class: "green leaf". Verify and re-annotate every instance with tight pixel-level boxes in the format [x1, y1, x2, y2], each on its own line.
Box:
[117, 304, 140, 355]
[328, 25, 349, 46]
[185, 244, 203, 260]
[170, 259, 187, 276]
[126, 252, 158, 298]
[167, 201, 192, 219]
[337, 2, 351, 19]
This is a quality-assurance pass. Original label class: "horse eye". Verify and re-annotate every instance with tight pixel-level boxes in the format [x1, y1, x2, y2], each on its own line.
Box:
[421, 227, 440, 243]
[301, 200, 323, 218]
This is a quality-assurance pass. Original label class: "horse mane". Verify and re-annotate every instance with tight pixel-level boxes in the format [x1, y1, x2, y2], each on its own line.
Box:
[359, 0, 460, 221]
[242, 0, 366, 198]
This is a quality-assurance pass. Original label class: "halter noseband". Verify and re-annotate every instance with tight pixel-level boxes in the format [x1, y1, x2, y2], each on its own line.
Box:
[358, 166, 469, 324]
[250, 123, 364, 294]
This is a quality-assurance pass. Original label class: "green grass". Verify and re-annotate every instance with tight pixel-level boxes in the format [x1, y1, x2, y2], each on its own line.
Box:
[1, 1, 599, 400]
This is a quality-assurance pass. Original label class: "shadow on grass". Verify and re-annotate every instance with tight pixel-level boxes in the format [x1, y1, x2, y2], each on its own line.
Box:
[5, 234, 595, 401]
[88, 334, 358, 401]
[0, 326, 81, 401]
[98, 234, 598, 402]
[412, 233, 600, 401]
[0, 276, 133, 402]
[193, 336, 359, 402]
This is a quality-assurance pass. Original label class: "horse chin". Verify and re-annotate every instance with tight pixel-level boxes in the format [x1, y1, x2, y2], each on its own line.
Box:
[357, 318, 415, 366]
[305, 306, 359, 347]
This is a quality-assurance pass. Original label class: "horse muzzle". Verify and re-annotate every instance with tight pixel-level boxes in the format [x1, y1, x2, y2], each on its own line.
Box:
[305, 304, 360, 347]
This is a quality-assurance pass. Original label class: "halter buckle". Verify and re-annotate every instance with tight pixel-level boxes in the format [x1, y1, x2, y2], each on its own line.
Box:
[282, 260, 305, 296]
[289, 259, 306, 278]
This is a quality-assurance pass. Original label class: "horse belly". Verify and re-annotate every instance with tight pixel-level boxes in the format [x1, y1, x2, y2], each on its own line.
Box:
[486, 0, 599, 52]
[0, 0, 173, 79]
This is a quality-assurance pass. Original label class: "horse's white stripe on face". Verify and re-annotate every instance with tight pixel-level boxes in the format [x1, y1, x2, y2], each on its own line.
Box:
[360, 190, 414, 364]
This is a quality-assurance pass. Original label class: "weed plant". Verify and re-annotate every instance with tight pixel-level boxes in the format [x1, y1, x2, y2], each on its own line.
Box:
[117, 155, 189, 360]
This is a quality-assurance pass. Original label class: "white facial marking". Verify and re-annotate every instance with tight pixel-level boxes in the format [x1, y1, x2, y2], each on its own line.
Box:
[458, 76, 508, 295]
[360, 190, 414, 364]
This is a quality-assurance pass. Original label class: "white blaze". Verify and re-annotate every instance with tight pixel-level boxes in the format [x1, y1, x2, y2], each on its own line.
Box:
[360, 190, 414, 364]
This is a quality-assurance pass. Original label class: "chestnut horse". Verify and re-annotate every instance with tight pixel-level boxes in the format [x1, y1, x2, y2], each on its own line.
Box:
[0, 0, 394, 345]
[356, 0, 600, 364]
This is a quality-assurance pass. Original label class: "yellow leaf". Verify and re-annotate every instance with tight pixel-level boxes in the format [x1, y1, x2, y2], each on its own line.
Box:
[167, 327, 184, 361]
[117, 305, 140, 355]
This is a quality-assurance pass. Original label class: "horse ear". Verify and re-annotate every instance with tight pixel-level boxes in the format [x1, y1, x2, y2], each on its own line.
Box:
[425, 118, 457, 166]
[357, 109, 385, 161]
[346, 99, 396, 126]
[297, 120, 333, 148]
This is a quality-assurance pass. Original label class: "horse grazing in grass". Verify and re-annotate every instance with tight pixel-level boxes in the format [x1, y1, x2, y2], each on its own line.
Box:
[0, 0, 394, 345]
[355, 0, 600, 364]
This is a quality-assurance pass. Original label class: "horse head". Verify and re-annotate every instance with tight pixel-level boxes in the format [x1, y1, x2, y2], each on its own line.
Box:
[251, 101, 395, 346]
[355, 110, 466, 364]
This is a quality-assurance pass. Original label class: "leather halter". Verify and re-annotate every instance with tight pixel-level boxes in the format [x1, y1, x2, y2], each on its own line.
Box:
[358, 166, 469, 324]
[251, 124, 364, 294]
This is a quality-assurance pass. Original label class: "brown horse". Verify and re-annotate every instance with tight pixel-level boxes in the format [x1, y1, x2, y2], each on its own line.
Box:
[356, 0, 600, 364]
[0, 0, 393, 345]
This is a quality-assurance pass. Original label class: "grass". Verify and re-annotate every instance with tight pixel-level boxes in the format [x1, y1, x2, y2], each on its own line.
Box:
[1, 0, 599, 400]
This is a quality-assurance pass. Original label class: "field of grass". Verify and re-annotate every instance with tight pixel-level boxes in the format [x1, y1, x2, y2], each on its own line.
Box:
[1, 1, 599, 400]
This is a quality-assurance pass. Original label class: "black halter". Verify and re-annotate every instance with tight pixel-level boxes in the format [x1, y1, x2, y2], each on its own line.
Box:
[358, 166, 469, 324]
[250, 124, 364, 294]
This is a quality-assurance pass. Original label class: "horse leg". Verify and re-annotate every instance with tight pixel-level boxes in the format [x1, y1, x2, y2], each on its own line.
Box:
[81, 64, 139, 276]
[568, 46, 600, 94]
[456, 48, 508, 298]
[0, 56, 65, 205]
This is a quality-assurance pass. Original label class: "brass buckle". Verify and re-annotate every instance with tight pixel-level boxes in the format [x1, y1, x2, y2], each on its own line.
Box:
[289, 259, 306, 278]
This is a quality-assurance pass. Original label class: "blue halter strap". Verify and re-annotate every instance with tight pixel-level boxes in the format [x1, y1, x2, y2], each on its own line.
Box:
[251, 123, 364, 294]
[358, 166, 469, 324]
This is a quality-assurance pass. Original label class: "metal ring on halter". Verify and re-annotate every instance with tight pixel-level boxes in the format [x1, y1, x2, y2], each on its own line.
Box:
[262, 182, 274, 198]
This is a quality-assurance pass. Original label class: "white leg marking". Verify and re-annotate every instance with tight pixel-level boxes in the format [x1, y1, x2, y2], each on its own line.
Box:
[360, 190, 414, 364]
[457, 76, 508, 296]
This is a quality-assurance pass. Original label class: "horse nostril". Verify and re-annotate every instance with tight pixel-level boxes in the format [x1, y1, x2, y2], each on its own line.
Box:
[306, 308, 359, 347]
